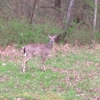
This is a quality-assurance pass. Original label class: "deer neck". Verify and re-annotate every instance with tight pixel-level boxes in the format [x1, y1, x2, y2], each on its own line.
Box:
[46, 42, 53, 50]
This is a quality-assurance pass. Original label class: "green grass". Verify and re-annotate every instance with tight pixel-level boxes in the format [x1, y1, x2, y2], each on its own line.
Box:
[0, 47, 100, 100]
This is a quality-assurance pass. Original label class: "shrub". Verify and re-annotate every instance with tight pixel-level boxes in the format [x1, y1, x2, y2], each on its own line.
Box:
[0, 19, 61, 47]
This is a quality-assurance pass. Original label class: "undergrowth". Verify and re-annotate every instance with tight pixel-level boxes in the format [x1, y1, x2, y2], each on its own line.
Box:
[0, 19, 61, 47]
[0, 18, 100, 47]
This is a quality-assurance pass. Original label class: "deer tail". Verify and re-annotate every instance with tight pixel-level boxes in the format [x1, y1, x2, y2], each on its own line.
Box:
[22, 47, 26, 56]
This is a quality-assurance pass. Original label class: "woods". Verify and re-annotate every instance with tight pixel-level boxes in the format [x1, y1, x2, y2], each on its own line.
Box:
[0, 0, 100, 46]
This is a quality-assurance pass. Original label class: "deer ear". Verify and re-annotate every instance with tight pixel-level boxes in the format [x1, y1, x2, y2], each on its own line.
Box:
[48, 34, 51, 38]
[54, 35, 57, 38]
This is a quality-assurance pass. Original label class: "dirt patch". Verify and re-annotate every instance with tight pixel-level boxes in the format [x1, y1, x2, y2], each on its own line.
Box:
[0, 45, 23, 62]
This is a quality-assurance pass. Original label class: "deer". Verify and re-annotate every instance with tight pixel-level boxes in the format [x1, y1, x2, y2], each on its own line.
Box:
[22, 35, 57, 72]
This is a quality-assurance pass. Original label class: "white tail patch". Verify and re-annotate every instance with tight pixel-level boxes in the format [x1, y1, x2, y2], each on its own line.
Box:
[22, 46, 26, 56]
[24, 53, 26, 57]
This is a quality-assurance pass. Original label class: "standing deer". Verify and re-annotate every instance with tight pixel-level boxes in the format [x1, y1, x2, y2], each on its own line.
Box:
[22, 35, 57, 72]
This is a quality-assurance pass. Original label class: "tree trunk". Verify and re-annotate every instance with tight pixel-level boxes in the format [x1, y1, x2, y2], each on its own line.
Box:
[56, 0, 75, 43]
[65, 0, 75, 30]
[54, 0, 61, 9]
[30, 0, 38, 25]
[93, 0, 98, 32]
[54, 0, 61, 22]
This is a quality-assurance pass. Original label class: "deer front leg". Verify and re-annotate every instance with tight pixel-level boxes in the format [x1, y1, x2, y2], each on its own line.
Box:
[41, 56, 47, 71]
[23, 55, 32, 72]
[22, 62, 25, 72]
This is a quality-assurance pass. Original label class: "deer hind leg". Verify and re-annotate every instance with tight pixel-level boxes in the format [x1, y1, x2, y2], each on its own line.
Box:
[41, 56, 47, 71]
[23, 55, 32, 72]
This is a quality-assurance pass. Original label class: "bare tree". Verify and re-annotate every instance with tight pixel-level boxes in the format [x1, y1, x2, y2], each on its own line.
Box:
[54, 0, 61, 22]
[65, 0, 75, 30]
[30, 0, 39, 25]
[93, 0, 98, 32]
[54, 0, 61, 9]
[56, 0, 75, 42]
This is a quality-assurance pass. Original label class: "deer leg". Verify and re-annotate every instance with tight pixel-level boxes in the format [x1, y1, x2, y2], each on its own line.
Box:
[23, 60, 27, 73]
[23, 55, 32, 72]
[41, 56, 47, 71]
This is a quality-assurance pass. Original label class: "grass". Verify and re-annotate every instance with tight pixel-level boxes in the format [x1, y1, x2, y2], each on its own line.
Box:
[0, 47, 100, 100]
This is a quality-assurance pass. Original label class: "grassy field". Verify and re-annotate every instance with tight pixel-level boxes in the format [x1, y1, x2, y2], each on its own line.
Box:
[0, 45, 100, 100]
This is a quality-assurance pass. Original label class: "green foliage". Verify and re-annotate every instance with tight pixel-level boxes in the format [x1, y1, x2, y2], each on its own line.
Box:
[65, 28, 95, 45]
[95, 31, 100, 43]
[0, 19, 61, 47]
[0, 18, 100, 47]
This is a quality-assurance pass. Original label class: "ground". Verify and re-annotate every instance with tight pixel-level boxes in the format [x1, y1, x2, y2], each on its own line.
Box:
[0, 44, 100, 100]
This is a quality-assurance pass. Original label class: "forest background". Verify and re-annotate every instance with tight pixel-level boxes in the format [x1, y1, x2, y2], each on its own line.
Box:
[0, 0, 100, 47]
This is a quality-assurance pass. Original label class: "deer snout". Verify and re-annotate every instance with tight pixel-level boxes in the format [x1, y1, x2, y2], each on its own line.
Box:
[51, 41, 54, 44]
